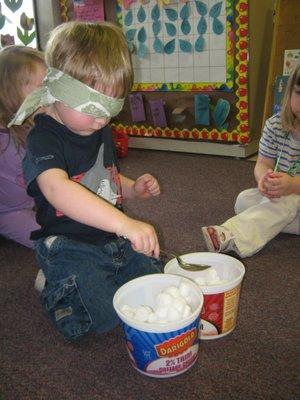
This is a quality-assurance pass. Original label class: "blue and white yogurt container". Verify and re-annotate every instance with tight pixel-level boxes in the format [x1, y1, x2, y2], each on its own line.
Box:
[113, 274, 204, 378]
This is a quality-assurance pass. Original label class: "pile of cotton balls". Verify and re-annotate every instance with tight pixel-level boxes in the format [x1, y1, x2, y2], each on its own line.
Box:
[120, 280, 194, 324]
[194, 267, 228, 286]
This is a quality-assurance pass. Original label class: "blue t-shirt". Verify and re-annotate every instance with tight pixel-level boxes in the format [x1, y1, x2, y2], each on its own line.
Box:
[23, 114, 122, 244]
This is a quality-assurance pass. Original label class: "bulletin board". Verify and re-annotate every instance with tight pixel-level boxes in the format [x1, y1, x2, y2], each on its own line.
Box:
[59, 0, 249, 144]
[112, 0, 249, 144]
[118, 0, 232, 90]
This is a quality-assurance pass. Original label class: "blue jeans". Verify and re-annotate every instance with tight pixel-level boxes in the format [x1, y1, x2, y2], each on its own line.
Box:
[34, 236, 163, 341]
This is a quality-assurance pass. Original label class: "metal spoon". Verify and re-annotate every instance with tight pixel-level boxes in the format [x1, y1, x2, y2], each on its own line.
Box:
[160, 250, 211, 272]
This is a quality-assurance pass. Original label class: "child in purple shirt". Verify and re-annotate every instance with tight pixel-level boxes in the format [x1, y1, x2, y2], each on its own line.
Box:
[0, 45, 46, 247]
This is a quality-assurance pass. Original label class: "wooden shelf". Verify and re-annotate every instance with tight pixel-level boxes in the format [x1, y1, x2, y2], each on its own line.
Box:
[128, 137, 259, 158]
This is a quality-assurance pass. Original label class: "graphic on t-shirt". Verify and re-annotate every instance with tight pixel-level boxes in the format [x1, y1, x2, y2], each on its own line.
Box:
[55, 143, 121, 217]
[80, 144, 119, 204]
[97, 178, 117, 203]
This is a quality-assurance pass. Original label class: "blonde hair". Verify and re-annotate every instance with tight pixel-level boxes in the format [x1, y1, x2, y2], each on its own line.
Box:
[281, 61, 300, 132]
[45, 21, 133, 98]
[0, 45, 45, 149]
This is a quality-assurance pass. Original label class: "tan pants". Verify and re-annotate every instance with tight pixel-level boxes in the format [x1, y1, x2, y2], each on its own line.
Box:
[222, 188, 300, 257]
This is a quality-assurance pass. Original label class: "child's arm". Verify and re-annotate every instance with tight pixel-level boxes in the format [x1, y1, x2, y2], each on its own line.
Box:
[254, 154, 300, 197]
[254, 154, 275, 197]
[120, 173, 160, 199]
[37, 168, 160, 257]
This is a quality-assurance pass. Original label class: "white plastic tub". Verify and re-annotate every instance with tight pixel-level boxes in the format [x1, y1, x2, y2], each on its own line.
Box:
[164, 253, 245, 339]
[113, 273, 204, 378]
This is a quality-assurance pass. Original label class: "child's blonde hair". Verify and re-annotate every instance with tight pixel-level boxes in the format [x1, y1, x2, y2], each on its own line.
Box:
[0, 45, 45, 149]
[45, 21, 133, 98]
[281, 61, 300, 132]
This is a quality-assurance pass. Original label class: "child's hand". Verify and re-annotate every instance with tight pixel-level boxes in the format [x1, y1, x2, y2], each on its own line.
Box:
[118, 217, 160, 258]
[264, 171, 294, 198]
[133, 174, 160, 199]
[258, 169, 273, 196]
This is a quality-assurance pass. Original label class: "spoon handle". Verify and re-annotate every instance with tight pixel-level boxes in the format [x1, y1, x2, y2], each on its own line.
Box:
[160, 250, 211, 271]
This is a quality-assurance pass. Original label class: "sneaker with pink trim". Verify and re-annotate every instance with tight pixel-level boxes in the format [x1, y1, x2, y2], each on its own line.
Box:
[202, 225, 236, 253]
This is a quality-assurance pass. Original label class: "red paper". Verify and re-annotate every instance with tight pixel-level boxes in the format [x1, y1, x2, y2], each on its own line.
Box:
[73, 0, 105, 22]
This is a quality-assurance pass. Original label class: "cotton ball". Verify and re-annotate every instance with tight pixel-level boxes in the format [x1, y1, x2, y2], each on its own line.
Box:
[182, 304, 192, 319]
[156, 292, 173, 307]
[179, 281, 192, 297]
[173, 296, 187, 314]
[121, 304, 133, 313]
[135, 305, 151, 322]
[155, 305, 169, 320]
[167, 307, 182, 322]
[206, 276, 221, 285]
[205, 268, 218, 279]
[143, 305, 153, 313]
[164, 286, 180, 298]
[195, 276, 206, 286]
[148, 312, 159, 323]
[120, 304, 135, 318]
[184, 295, 192, 305]
[218, 279, 229, 285]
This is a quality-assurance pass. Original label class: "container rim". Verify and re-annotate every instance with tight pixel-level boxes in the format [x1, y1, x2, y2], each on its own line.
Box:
[113, 273, 204, 333]
[164, 252, 245, 292]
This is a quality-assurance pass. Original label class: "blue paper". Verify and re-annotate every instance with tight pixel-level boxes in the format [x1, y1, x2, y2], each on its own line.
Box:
[212, 98, 230, 130]
[212, 18, 224, 35]
[195, 94, 210, 126]
[195, 1, 208, 16]
[164, 39, 175, 54]
[165, 8, 178, 21]
[195, 35, 205, 52]
[137, 5, 146, 23]
[209, 2, 223, 18]
[165, 22, 176, 37]
[179, 39, 193, 53]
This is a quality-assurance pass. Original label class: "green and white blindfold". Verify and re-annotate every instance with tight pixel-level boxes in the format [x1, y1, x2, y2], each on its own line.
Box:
[8, 67, 125, 127]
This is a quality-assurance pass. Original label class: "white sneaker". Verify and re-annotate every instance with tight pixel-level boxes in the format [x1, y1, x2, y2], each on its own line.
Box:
[34, 269, 46, 292]
[202, 225, 236, 253]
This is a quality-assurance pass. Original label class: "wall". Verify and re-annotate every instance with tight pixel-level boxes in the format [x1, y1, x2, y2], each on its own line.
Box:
[35, 0, 62, 50]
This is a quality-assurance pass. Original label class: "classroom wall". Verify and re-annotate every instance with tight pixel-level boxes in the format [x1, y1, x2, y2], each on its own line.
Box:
[35, 0, 61, 50]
